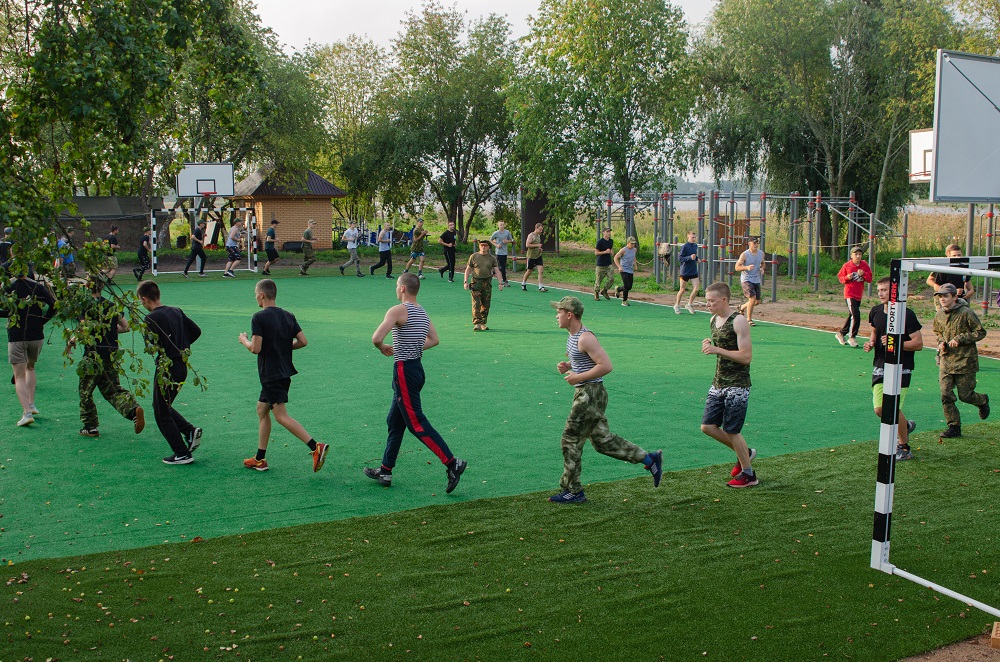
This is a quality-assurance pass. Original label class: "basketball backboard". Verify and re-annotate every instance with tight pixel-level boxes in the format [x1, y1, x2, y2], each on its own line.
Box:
[908, 129, 932, 184]
[176, 162, 235, 197]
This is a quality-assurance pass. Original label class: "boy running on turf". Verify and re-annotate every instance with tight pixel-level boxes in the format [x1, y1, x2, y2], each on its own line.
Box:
[675, 230, 700, 314]
[402, 219, 428, 278]
[223, 217, 245, 277]
[133, 228, 151, 281]
[700, 282, 758, 487]
[239, 279, 328, 472]
[262, 219, 280, 275]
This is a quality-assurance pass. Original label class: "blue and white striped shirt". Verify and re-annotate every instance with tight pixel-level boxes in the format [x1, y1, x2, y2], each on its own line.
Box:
[393, 302, 430, 362]
[567, 326, 602, 385]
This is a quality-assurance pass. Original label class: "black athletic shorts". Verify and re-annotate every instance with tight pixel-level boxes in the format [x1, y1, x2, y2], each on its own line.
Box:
[527, 256, 543, 270]
[265, 248, 279, 262]
[259, 377, 291, 406]
[226, 246, 242, 262]
[680, 272, 699, 282]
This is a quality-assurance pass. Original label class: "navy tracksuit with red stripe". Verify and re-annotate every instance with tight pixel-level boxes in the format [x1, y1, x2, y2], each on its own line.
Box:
[381, 359, 453, 469]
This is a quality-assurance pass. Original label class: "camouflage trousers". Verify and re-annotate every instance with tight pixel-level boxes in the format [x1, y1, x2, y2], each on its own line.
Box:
[940, 371, 988, 427]
[560, 382, 646, 493]
[594, 265, 615, 294]
[470, 278, 492, 325]
[78, 352, 139, 429]
[301, 245, 316, 273]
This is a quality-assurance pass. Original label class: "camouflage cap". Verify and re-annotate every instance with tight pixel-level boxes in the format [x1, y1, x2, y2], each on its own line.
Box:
[478, 238, 491, 245]
[550, 295, 584, 317]
[935, 283, 958, 297]
[627, 236, 637, 244]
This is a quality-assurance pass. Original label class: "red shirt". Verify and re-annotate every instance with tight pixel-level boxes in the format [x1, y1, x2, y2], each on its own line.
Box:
[837, 260, 872, 300]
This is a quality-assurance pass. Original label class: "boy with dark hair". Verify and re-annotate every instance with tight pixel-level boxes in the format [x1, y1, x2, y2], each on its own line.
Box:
[2, 272, 56, 426]
[594, 226, 614, 300]
[370, 222, 394, 278]
[338, 220, 364, 276]
[57, 228, 77, 279]
[137, 280, 203, 465]
[0, 226, 13, 276]
[520, 222, 548, 292]
[223, 217, 245, 278]
[437, 220, 458, 282]
[262, 219, 280, 275]
[183, 220, 208, 278]
[133, 227, 151, 281]
[364, 272, 467, 492]
[927, 244, 972, 311]
[402, 219, 428, 278]
[239, 279, 328, 472]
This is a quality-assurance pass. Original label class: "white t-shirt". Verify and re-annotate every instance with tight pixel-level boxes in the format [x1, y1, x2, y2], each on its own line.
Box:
[491, 229, 513, 256]
[343, 227, 358, 249]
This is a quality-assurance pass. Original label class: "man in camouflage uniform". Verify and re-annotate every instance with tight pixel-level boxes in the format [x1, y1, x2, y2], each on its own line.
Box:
[464, 239, 504, 331]
[299, 219, 318, 276]
[549, 296, 662, 503]
[933, 283, 990, 439]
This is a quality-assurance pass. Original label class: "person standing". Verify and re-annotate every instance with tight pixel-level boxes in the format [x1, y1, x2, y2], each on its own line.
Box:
[133, 227, 151, 281]
[464, 239, 504, 331]
[491, 221, 514, 286]
[57, 227, 77, 279]
[2, 272, 56, 427]
[364, 272, 467, 493]
[104, 225, 120, 280]
[933, 283, 990, 439]
[261, 219, 280, 275]
[0, 226, 13, 276]
[927, 244, 972, 312]
[299, 219, 318, 276]
[594, 226, 614, 300]
[700, 282, 758, 488]
[520, 222, 548, 292]
[734, 236, 764, 326]
[863, 277, 923, 461]
[674, 230, 700, 314]
[73, 279, 145, 437]
[402, 219, 428, 278]
[338, 220, 364, 276]
[548, 295, 662, 504]
[183, 220, 208, 278]
[835, 246, 873, 346]
[370, 222, 394, 279]
[137, 280, 203, 465]
[612, 236, 638, 307]
[223, 217, 245, 278]
[437, 220, 458, 282]
[239, 279, 328, 472]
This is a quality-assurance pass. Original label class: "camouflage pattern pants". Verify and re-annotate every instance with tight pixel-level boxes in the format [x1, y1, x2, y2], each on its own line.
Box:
[940, 371, 988, 427]
[594, 265, 615, 294]
[560, 382, 646, 493]
[340, 248, 361, 272]
[470, 279, 492, 325]
[78, 353, 139, 429]
[300, 245, 316, 273]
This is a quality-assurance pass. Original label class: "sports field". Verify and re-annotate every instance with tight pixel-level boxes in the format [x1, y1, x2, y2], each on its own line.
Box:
[2, 271, 999, 659]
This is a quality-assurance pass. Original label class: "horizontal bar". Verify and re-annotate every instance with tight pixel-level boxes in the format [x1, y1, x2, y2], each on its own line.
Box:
[892, 567, 1000, 618]
[909, 263, 1000, 279]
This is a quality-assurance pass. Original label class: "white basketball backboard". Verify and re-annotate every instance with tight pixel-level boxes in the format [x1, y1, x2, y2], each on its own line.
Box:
[931, 50, 1000, 202]
[908, 129, 932, 184]
[176, 163, 235, 198]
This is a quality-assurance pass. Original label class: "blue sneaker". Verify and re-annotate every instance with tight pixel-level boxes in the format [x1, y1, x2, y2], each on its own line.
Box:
[548, 490, 587, 504]
[648, 450, 663, 487]
[896, 447, 914, 461]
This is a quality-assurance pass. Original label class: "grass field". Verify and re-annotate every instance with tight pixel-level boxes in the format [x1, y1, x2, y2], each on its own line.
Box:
[2, 270, 999, 659]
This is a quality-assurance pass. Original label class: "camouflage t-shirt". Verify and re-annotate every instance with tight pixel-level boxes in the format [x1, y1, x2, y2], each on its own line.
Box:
[467, 252, 498, 279]
[411, 228, 426, 252]
[711, 312, 751, 388]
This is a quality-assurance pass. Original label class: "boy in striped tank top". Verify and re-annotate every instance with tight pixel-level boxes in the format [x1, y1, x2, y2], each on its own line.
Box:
[365, 273, 467, 493]
[549, 296, 663, 503]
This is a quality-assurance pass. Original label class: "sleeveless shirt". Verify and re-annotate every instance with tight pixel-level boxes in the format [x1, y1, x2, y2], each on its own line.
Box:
[711, 312, 751, 388]
[567, 326, 602, 385]
[393, 302, 430, 362]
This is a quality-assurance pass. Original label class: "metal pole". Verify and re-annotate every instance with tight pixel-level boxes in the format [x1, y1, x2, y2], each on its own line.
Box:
[967, 203, 975, 256]
[814, 191, 822, 292]
[986, 204, 995, 316]
[150, 210, 157, 276]
[901, 212, 908, 259]
[765, 193, 776, 303]
[868, 212, 876, 297]
[653, 194, 660, 284]
[790, 193, 798, 282]
[806, 192, 814, 289]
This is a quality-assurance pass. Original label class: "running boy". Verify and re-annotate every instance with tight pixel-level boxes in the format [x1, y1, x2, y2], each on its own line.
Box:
[339, 220, 364, 276]
[520, 222, 548, 292]
[300, 219, 318, 276]
[835, 246, 873, 346]
[734, 236, 763, 325]
[133, 227, 151, 281]
[223, 217, 245, 277]
[262, 219, 280, 275]
[239, 279, 328, 472]
[675, 230, 700, 314]
[183, 220, 207, 278]
[402, 219, 428, 278]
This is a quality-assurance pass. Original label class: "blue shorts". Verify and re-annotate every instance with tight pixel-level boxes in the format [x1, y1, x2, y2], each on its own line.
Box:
[410, 251, 425, 259]
[701, 386, 751, 434]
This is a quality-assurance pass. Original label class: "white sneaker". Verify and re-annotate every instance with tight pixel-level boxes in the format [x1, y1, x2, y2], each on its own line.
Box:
[835, 332, 846, 345]
[29, 404, 40, 415]
[673, 305, 680, 314]
[17, 413, 34, 427]
[418, 273, 425, 279]
[847, 336, 859, 348]
[685, 304, 695, 314]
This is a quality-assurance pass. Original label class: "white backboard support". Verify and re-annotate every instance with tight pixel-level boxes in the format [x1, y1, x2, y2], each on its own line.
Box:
[931, 50, 1000, 202]
[176, 162, 235, 198]
[908, 129, 932, 184]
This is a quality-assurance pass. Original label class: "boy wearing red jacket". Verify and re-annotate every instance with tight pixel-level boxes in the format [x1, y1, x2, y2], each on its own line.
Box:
[835, 246, 872, 347]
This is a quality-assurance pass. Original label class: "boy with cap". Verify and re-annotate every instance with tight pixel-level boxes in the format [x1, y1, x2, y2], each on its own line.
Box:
[594, 226, 614, 300]
[339, 220, 364, 276]
[464, 239, 504, 331]
[183, 220, 208, 278]
[402, 219, 428, 278]
[549, 295, 663, 503]
[300, 219, 318, 276]
[734, 236, 764, 326]
[933, 282, 990, 439]
[612, 236, 638, 306]
[835, 246, 873, 346]
[262, 219, 280, 275]
[223, 217, 245, 278]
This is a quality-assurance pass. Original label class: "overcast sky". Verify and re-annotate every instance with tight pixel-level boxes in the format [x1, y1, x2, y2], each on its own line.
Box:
[253, 0, 717, 52]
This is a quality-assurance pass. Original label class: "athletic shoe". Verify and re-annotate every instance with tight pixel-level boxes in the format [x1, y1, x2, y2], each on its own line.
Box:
[299, 271, 308, 276]
[182, 272, 189, 279]
[673, 305, 680, 314]
[386, 274, 393, 279]
[503, 281, 509, 286]
[439, 267, 445, 279]
[133, 406, 145, 434]
[418, 272, 425, 279]
[369, 266, 376, 276]
[312, 442, 328, 472]
[895, 447, 914, 461]
[594, 292, 601, 301]
[521, 283, 527, 291]
[29, 404, 39, 415]
[187, 427, 202, 453]
[243, 457, 269, 471]
[446, 458, 467, 493]
[621, 301, 629, 306]
[133, 268, 141, 281]
[261, 269, 270, 275]
[16, 413, 33, 427]
[906, 419, 916, 434]
[538, 287, 548, 292]
[847, 337, 859, 348]
[448, 278, 454, 283]
[198, 273, 207, 277]
[979, 395, 990, 420]
[548, 489, 587, 503]
[473, 325, 483, 332]
[940, 425, 961, 439]
[601, 289, 610, 300]
[648, 450, 663, 487]
[79, 428, 100, 437]
[686, 303, 695, 315]
[357, 272, 365, 277]
[728, 471, 759, 488]
[162, 453, 193, 465]
[835, 332, 846, 345]
[339, 266, 345, 275]
[731, 448, 757, 477]
[223, 271, 234, 278]
[363, 466, 392, 486]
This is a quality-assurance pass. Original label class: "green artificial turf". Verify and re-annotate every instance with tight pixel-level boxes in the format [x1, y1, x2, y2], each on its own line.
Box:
[2, 269, 998, 565]
[2, 431, 998, 660]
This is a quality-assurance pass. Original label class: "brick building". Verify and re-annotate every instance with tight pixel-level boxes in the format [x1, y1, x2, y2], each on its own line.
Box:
[233, 167, 346, 250]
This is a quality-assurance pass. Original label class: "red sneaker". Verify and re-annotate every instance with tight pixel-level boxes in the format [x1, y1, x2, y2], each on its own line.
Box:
[728, 471, 759, 488]
[312, 442, 328, 472]
[730, 447, 757, 477]
[243, 457, 269, 471]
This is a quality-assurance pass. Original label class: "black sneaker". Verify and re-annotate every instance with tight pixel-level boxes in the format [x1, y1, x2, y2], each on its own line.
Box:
[163, 453, 193, 465]
[521, 283, 527, 291]
[979, 395, 990, 420]
[648, 449, 663, 487]
[439, 267, 445, 279]
[357, 272, 365, 277]
[188, 427, 202, 453]
[906, 419, 916, 434]
[182, 272, 189, 279]
[363, 466, 392, 487]
[548, 489, 587, 503]
[339, 266, 345, 275]
[446, 458, 467, 494]
[940, 425, 961, 439]
[369, 265, 375, 276]
[386, 273, 393, 279]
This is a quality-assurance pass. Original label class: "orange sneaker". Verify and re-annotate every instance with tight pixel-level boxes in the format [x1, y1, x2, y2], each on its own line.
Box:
[243, 457, 269, 471]
[312, 442, 328, 472]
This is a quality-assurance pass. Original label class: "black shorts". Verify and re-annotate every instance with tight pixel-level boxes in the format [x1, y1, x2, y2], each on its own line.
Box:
[259, 377, 291, 406]
[701, 386, 751, 434]
[527, 257, 543, 270]
[265, 248, 280, 262]
[680, 272, 699, 282]
[227, 246, 242, 262]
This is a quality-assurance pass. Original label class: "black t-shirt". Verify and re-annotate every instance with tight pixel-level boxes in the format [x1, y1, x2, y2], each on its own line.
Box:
[869, 305, 921, 387]
[440, 229, 456, 249]
[596, 238, 613, 266]
[106, 233, 119, 250]
[192, 227, 204, 246]
[251, 306, 301, 382]
[138, 235, 150, 256]
[0, 239, 12, 264]
[145, 306, 201, 360]
[265, 227, 276, 249]
[82, 296, 122, 358]
[2, 278, 56, 342]
[932, 271, 971, 294]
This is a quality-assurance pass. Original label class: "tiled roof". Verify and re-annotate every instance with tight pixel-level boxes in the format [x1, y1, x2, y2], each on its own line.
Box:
[235, 167, 346, 198]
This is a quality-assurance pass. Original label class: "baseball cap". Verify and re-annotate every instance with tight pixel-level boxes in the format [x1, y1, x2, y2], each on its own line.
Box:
[478, 239, 491, 245]
[851, 246, 863, 255]
[935, 283, 958, 297]
[627, 236, 637, 244]
[550, 296, 584, 317]
[748, 236, 759, 243]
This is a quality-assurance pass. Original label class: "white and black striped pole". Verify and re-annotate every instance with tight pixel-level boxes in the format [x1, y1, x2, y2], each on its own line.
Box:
[250, 211, 258, 272]
[150, 210, 158, 276]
